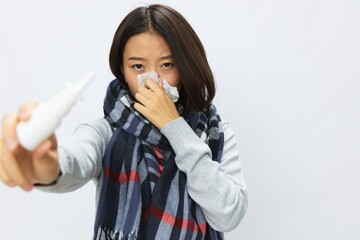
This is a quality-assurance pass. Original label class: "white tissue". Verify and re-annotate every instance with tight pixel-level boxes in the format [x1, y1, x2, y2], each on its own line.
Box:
[137, 71, 179, 102]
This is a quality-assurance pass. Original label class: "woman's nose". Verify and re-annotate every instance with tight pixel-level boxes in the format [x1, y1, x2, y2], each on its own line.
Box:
[148, 69, 160, 78]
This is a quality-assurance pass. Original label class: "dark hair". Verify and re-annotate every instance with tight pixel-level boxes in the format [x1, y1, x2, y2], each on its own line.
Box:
[109, 4, 215, 113]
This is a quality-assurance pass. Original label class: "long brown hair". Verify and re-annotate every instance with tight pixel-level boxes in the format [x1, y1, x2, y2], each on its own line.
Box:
[109, 4, 215, 113]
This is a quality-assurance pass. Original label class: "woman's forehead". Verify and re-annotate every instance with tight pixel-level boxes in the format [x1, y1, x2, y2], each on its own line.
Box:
[124, 32, 171, 57]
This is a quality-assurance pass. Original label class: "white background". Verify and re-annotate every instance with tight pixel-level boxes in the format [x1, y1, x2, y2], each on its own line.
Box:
[0, 0, 359, 239]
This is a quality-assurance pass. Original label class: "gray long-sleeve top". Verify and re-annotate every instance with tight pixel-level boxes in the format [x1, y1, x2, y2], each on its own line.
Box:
[40, 117, 248, 232]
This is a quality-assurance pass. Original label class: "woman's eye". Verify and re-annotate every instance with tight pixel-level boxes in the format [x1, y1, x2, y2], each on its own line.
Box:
[132, 64, 144, 70]
[161, 62, 173, 69]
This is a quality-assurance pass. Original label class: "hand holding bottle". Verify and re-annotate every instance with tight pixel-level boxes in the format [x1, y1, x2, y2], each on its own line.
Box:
[0, 72, 94, 191]
[0, 101, 60, 191]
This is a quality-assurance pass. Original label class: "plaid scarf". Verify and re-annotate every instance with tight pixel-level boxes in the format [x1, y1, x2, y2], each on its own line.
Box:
[94, 79, 224, 240]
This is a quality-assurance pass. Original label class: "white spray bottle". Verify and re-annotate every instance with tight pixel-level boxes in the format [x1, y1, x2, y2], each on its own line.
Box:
[16, 72, 95, 151]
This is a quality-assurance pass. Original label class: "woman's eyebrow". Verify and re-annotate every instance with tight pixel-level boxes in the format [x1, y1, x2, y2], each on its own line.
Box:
[127, 55, 173, 61]
[127, 56, 145, 61]
[160, 55, 173, 60]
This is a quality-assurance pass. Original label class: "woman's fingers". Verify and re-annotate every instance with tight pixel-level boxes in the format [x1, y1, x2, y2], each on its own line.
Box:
[0, 101, 58, 190]
[144, 78, 162, 93]
[137, 78, 169, 103]
[137, 86, 152, 99]
[137, 81, 160, 107]
[1, 151, 32, 191]
[134, 92, 147, 107]
[158, 78, 163, 88]
[1, 113, 32, 191]
[0, 145, 15, 187]
[2, 113, 19, 151]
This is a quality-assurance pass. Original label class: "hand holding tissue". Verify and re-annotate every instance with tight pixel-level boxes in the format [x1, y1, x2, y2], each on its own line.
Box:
[137, 71, 179, 102]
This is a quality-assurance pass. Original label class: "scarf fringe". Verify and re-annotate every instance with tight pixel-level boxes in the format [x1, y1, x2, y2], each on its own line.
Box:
[95, 227, 139, 240]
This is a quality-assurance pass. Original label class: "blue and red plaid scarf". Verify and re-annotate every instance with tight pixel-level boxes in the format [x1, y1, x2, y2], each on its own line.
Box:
[94, 79, 224, 240]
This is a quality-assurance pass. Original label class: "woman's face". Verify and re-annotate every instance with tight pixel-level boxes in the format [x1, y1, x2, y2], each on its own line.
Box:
[122, 32, 181, 97]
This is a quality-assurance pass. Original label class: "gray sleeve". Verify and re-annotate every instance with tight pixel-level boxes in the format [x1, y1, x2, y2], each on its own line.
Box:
[36, 118, 112, 193]
[160, 117, 248, 232]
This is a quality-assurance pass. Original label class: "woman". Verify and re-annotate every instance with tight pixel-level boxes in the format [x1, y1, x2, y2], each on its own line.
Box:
[0, 4, 247, 240]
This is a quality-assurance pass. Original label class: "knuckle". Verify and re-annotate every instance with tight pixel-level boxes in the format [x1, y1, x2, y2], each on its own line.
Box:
[137, 87, 143, 93]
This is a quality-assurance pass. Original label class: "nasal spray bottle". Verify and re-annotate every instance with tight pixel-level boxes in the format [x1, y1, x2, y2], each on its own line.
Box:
[16, 72, 95, 151]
